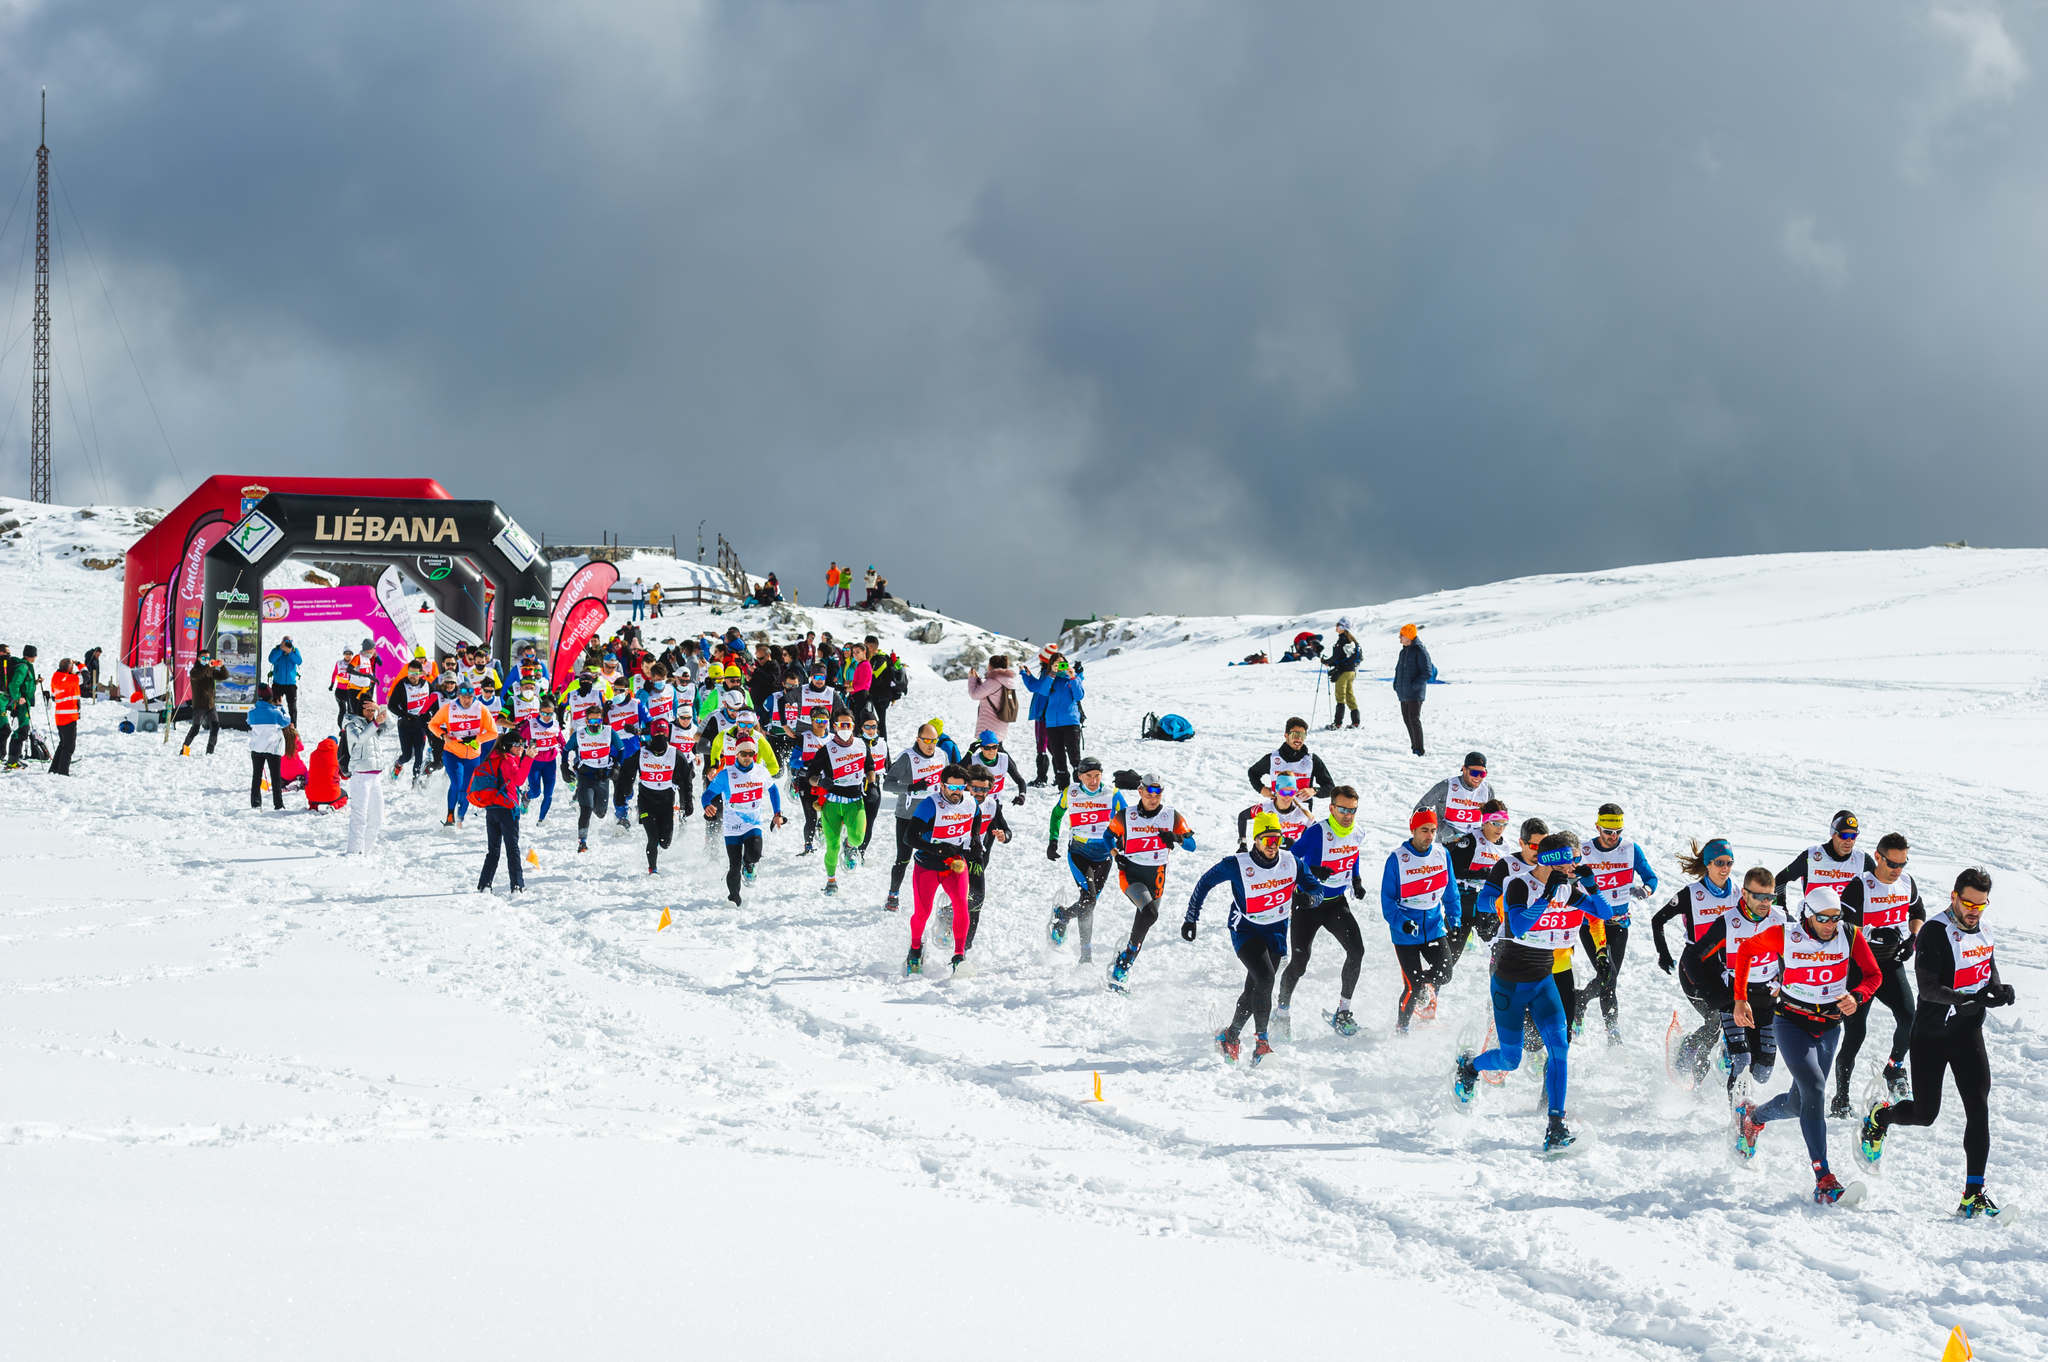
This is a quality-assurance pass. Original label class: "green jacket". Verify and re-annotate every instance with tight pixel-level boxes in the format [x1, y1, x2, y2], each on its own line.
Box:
[4, 658, 36, 716]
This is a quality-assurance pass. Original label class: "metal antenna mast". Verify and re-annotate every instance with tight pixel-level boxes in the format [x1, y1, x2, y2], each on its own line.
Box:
[29, 88, 51, 503]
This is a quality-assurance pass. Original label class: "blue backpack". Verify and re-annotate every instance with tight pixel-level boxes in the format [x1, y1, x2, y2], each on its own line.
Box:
[1141, 711, 1194, 742]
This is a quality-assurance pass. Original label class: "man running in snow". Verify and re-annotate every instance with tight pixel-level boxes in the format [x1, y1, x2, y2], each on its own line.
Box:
[1382, 809, 1462, 1033]
[1047, 757, 1117, 963]
[1574, 802, 1658, 1042]
[1246, 718, 1337, 799]
[1184, 811, 1298, 1066]
[1413, 752, 1498, 842]
[637, 719, 680, 873]
[1104, 774, 1195, 993]
[702, 740, 785, 906]
[1729, 886, 1880, 1206]
[960, 767, 1012, 949]
[1273, 785, 1368, 1037]
[1775, 810, 1872, 904]
[902, 764, 978, 976]
[805, 711, 875, 894]
[1681, 851, 1789, 1102]
[882, 722, 959, 910]
[1858, 868, 2013, 1218]
[568, 708, 614, 852]
[1652, 839, 1745, 1084]
[1831, 831, 1923, 1115]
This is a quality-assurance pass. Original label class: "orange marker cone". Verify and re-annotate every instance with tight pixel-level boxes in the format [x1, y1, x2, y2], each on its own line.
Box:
[526, 849, 538, 866]
[657, 906, 673, 932]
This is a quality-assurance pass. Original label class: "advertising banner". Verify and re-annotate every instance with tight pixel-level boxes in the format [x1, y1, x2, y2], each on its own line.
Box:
[551, 597, 608, 687]
[172, 520, 232, 706]
[549, 560, 619, 658]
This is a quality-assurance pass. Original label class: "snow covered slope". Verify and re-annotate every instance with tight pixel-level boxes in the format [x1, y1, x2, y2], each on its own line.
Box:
[2, 513, 2043, 1360]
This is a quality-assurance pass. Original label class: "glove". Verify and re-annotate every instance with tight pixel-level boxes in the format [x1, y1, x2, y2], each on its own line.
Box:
[1474, 912, 1499, 942]
[1011, 793, 1025, 806]
[1351, 882, 1365, 901]
[1987, 983, 2017, 1007]
[1630, 883, 1652, 901]
[1046, 842, 1060, 862]
[1400, 919, 1419, 938]
[1236, 840, 1248, 853]
[1181, 919, 1198, 943]
[1658, 953, 1675, 975]
[1593, 948, 1614, 986]
[1181, 834, 1197, 851]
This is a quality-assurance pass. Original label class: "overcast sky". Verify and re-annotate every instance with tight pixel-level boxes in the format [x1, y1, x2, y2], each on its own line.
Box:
[1, 2, 2043, 638]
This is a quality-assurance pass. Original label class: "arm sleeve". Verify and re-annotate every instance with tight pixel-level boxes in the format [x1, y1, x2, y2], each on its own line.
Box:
[1838, 877, 1866, 928]
[767, 784, 782, 817]
[1446, 835, 1476, 881]
[1185, 858, 1239, 923]
[989, 804, 1010, 838]
[1907, 878, 1927, 928]
[1774, 850, 1809, 900]
[1047, 789, 1069, 843]
[1634, 846, 1659, 895]
[1246, 753, 1272, 793]
[1413, 779, 1450, 819]
[1308, 756, 1336, 799]
[1379, 853, 1403, 929]
[1651, 895, 1686, 964]
[883, 752, 911, 793]
[1500, 878, 1544, 937]
[1019, 668, 1047, 697]
[1912, 927, 1967, 1009]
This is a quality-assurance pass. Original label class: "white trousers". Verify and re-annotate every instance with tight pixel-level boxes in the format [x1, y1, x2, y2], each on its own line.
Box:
[346, 769, 385, 853]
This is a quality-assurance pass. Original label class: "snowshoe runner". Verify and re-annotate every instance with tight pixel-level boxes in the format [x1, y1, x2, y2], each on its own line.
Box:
[1185, 813, 1296, 1067]
[1101, 773, 1194, 993]
[1274, 786, 1367, 1039]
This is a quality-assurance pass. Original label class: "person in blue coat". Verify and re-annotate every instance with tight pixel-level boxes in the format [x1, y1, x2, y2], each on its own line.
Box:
[1379, 808, 1464, 1031]
[1183, 812, 1298, 1066]
[1020, 652, 1086, 789]
[266, 636, 303, 725]
[1391, 623, 1432, 756]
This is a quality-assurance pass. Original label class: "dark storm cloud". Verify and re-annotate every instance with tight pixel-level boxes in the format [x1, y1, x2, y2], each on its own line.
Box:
[1, 2, 2040, 637]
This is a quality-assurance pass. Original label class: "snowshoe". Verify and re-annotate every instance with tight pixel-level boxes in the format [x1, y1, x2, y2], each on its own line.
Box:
[1543, 1117, 1577, 1156]
[823, 878, 839, 897]
[444, 812, 456, 827]
[577, 839, 588, 853]
[904, 946, 923, 977]
[1604, 1021, 1623, 1047]
[1814, 1173, 1866, 1208]
[1453, 1053, 1480, 1105]
[1077, 947, 1093, 965]
[1414, 985, 1438, 1024]
[1106, 949, 1133, 994]
[1250, 1035, 1274, 1067]
[884, 892, 899, 913]
[615, 813, 629, 829]
[742, 866, 756, 884]
[1325, 1008, 1360, 1038]
[799, 840, 815, 857]
[950, 953, 970, 977]
[1883, 1060, 1910, 1101]
[1828, 1091, 1852, 1121]
[1271, 1007, 1291, 1042]
[1216, 1031, 1241, 1064]
[1046, 909, 1069, 947]
[1733, 1103, 1764, 1160]
[1958, 1190, 2002, 1219]
[1858, 1101, 1890, 1168]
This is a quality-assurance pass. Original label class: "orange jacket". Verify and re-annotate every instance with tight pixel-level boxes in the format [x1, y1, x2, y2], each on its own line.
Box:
[427, 698, 499, 760]
[51, 670, 80, 725]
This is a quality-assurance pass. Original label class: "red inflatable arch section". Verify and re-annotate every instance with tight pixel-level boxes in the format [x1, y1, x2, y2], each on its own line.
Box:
[121, 475, 451, 705]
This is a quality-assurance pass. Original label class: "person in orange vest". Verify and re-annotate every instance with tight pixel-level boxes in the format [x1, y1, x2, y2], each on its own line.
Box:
[47, 657, 80, 775]
[826, 562, 841, 607]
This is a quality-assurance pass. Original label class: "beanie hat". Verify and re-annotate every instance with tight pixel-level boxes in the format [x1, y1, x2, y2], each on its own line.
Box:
[1410, 808, 1437, 832]
[1399, 624, 1417, 641]
[1831, 810, 1860, 838]
[1463, 751, 1486, 768]
[1800, 886, 1842, 919]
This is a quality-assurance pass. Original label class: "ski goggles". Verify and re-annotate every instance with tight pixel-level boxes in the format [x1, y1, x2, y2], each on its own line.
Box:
[1252, 830, 1287, 847]
[1143, 783, 1164, 795]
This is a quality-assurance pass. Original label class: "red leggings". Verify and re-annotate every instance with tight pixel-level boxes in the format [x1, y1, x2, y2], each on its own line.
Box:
[911, 864, 971, 952]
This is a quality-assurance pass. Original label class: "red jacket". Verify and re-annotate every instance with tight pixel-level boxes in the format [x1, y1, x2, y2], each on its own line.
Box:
[471, 748, 535, 809]
[50, 669, 80, 725]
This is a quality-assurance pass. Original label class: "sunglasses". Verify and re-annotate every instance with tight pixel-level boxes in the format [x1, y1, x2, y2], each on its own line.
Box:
[1330, 804, 1358, 817]
[1836, 830, 1859, 842]
[1744, 887, 1774, 902]
[1254, 832, 1286, 845]
[942, 783, 966, 794]
[1958, 897, 1991, 911]
[1465, 767, 1487, 778]
[1710, 858, 1734, 869]
[1882, 857, 1907, 871]
[1143, 785, 1164, 795]
[1810, 912, 1843, 924]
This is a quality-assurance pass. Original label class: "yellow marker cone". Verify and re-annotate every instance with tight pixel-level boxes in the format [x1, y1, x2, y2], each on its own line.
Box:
[1943, 1327, 1973, 1362]
[261, 778, 270, 792]
[657, 906, 673, 932]
[1092, 1071, 1103, 1102]
[526, 848, 539, 866]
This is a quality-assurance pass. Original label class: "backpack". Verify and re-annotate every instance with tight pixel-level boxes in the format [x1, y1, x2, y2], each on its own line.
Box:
[1140, 712, 1194, 742]
[993, 683, 1019, 724]
[467, 757, 508, 809]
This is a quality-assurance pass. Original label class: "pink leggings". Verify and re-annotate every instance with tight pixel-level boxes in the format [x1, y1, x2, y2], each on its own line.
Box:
[911, 864, 971, 952]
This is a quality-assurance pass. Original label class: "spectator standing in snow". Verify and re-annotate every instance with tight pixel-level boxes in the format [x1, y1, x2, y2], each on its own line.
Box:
[648, 582, 664, 619]
[247, 684, 290, 808]
[342, 701, 393, 853]
[825, 562, 842, 608]
[81, 647, 102, 703]
[863, 565, 880, 606]
[46, 658, 80, 775]
[267, 635, 302, 724]
[1, 643, 32, 767]
[967, 655, 1020, 746]
[181, 654, 228, 757]
[1392, 623, 1432, 757]
[1326, 620, 1361, 729]
[1021, 651, 1086, 789]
